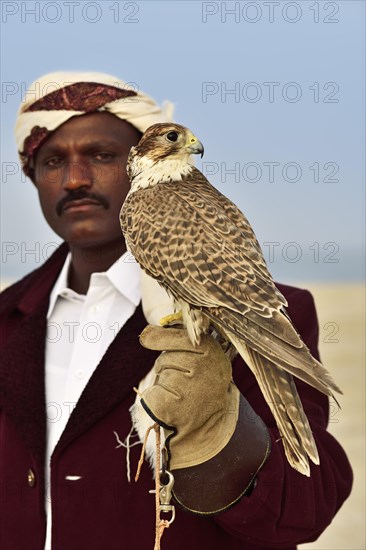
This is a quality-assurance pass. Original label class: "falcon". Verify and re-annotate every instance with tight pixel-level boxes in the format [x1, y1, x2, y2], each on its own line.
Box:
[120, 123, 341, 476]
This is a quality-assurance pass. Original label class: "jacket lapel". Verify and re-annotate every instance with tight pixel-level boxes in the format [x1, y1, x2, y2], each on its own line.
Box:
[0, 300, 157, 467]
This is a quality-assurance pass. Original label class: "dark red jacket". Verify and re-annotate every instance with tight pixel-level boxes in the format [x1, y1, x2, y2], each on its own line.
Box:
[0, 244, 352, 550]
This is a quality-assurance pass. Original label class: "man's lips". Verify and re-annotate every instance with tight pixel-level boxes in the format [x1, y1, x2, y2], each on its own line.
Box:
[62, 198, 104, 213]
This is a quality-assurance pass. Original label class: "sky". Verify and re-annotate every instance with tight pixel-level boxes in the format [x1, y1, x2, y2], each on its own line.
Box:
[1, 0, 365, 284]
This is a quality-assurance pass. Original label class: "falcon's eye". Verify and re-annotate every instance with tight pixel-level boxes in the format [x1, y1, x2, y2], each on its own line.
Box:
[166, 131, 179, 142]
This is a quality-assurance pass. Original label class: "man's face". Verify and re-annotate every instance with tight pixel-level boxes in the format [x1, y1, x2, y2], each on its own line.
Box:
[34, 112, 142, 249]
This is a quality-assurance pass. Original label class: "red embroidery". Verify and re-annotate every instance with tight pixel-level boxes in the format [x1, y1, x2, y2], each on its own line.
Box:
[21, 126, 50, 177]
[26, 82, 137, 112]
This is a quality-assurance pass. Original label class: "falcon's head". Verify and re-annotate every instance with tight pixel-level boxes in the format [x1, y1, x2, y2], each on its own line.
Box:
[133, 123, 204, 161]
[126, 123, 204, 189]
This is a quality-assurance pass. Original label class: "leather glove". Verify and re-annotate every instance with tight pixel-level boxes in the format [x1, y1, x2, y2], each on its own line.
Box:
[140, 324, 240, 469]
[139, 325, 271, 514]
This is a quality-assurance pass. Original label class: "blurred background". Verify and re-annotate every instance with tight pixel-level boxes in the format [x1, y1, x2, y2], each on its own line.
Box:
[1, 1, 365, 548]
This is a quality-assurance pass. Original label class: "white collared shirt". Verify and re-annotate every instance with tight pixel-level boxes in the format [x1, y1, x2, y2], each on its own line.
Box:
[44, 251, 141, 549]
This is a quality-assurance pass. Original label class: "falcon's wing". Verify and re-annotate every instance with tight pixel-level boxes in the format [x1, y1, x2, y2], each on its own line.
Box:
[122, 172, 285, 319]
[180, 167, 285, 296]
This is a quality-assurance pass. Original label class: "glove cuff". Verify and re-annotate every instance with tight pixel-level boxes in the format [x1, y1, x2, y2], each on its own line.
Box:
[170, 394, 271, 515]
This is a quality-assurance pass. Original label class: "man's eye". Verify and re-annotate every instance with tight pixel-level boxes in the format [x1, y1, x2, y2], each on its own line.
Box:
[94, 152, 115, 161]
[44, 157, 62, 167]
[166, 131, 178, 142]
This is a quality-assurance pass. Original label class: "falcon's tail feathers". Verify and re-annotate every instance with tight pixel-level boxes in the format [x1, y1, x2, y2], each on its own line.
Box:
[228, 335, 319, 476]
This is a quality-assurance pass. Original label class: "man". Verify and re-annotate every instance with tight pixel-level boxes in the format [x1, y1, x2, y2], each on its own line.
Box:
[0, 72, 352, 550]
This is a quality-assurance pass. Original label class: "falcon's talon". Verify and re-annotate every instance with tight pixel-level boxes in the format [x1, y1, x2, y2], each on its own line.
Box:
[159, 312, 183, 327]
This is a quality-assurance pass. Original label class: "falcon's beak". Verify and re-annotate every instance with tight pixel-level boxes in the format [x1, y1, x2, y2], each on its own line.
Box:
[185, 133, 204, 158]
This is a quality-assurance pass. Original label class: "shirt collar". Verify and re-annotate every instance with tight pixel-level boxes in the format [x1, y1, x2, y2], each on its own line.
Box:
[105, 250, 141, 307]
[47, 253, 72, 318]
[47, 251, 141, 319]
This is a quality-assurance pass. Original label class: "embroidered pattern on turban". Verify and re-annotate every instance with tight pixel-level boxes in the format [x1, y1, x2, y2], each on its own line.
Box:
[14, 71, 174, 179]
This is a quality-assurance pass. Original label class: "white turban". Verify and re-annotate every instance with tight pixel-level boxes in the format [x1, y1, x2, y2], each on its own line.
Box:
[14, 70, 174, 178]
[14, 70, 175, 324]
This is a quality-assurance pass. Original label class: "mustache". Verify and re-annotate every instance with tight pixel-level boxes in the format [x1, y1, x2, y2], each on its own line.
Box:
[56, 189, 110, 216]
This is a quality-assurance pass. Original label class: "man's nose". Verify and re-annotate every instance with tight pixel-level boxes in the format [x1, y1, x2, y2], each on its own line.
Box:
[62, 161, 93, 191]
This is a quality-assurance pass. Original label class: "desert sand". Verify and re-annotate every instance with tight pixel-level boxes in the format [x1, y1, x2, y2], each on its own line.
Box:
[298, 283, 365, 550]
